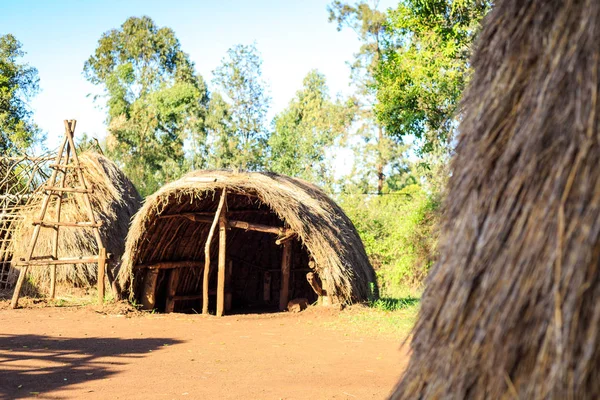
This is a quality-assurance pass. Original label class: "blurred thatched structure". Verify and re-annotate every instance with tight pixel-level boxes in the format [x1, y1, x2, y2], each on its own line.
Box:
[10, 152, 141, 289]
[120, 170, 375, 313]
[392, 1, 600, 398]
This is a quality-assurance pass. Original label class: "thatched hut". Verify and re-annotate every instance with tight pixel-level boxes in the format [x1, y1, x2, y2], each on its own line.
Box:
[10, 152, 142, 289]
[119, 170, 375, 314]
[392, 1, 600, 399]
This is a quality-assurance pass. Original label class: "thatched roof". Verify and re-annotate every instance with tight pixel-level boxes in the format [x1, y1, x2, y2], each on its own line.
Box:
[10, 152, 142, 287]
[119, 170, 375, 304]
[392, 1, 600, 399]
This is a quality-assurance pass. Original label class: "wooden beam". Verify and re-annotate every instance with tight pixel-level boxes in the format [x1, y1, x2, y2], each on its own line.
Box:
[279, 241, 292, 311]
[134, 260, 204, 270]
[141, 269, 159, 310]
[216, 212, 227, 317]
[165, 269, 180, 313]
[33, 220, 102, 228]
[97, 247, 106, 304]
[14, 256, 108, 266]
[158, 213, 291, 236]
[203, 188, 227, 315]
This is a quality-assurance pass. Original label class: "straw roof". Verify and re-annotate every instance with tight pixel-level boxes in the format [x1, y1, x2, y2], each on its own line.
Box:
[119, 170, 375, 303]
[10, 152, 142, 287]
[392, 1, 600, 399]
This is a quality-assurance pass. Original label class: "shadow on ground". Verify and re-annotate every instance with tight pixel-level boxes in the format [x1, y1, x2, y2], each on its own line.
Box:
[0, 334, 182, 399]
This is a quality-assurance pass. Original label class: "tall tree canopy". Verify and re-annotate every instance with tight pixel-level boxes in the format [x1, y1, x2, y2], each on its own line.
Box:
[0, 34, 40, 154]
[328, 0, 394, 194]
[375, 0, 491, 153]
[84, 16, 208, 195]
[269, 70, 354, 187]
[211, 43, 270, 170]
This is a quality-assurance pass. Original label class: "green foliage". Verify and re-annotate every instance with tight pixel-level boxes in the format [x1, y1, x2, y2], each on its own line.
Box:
[339, 184, 439, 294]
[211, 44, 270, 170]
[0, 34, 41, 154]
[269, 70, 355, 187]
[375, 0, 491, 153]
[84, 16, 209, 196]
[369, 296, 420, 312]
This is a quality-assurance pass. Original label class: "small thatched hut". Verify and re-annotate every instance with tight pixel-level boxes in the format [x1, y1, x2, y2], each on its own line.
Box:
[392, 1, 600, 399]
[120, 170, 375, 314]
[10, 152, 142, 289]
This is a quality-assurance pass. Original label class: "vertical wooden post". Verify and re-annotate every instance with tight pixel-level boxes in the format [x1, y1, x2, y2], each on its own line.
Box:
[216, 213, 227, 317]
[97, 247, 106, 303]
[279, 241, 292, 311]
[50, 143, 71, 300]
[263, 272, 272, 302]
[203, 188, 227, 315]
[165, 269, 180, 313]
[225, 260, 233, 311]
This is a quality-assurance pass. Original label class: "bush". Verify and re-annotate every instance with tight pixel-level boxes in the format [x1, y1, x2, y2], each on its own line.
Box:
[339, 184, 439, 296]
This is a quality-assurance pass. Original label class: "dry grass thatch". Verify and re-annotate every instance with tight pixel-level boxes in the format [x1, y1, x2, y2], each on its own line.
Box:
[119, 170, 375, 303]
[10, 152, 142, 288]
[392, 1, 600, 399]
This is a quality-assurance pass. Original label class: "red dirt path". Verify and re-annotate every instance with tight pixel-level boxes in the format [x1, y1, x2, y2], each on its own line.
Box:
[0, 306, 408, 399]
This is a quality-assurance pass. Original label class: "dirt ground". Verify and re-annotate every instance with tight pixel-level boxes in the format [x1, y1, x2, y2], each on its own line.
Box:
[0, 304, 409, 400]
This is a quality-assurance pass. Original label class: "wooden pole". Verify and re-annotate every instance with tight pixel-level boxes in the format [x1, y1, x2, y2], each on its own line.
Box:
[50, 141, 71, 299]
[225, 260, 233, 311]
[279, 241, 292, 311]
[202, 188, 227, 315]
[216, 212, 227, 317]
[165, 269, 180, 313]
[141, 269, 159, 310]
[11, 126, 70, 309]
[97, 247, 106, 303]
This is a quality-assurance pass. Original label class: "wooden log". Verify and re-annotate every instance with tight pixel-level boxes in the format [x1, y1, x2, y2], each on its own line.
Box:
[134, 260, 205, 270]
[203, 188, 227, 315]
[279, 241, 292, 311]
[33, 220, 102, 228]
[43, 186, 93, 194]
[263, 271, 272, 302]
[158, 213, 291, 236]
[165, 269, 180, 313]
[216, 213, 227, 317]
[141, 269, 159, 310]
[225, 260, 233, 311]
[51, 144, 70, 300]
[97, 247, 106, 304]
[14, 256, 107, 266]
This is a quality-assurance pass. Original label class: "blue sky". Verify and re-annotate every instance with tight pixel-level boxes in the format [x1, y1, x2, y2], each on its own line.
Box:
[1, 0, 395, 150]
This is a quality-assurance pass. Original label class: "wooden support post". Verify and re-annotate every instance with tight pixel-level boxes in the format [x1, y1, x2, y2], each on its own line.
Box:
[216, 213, 227, 317]
[225, 260, 233, 311]
[279, 241, 292, 311]
[165, 269, 180, 313]
[263, 271, 272, 302]
[141, 269, 159, 310]
[203, 188, 227, 315]
[97, 247, 106, 304]
[50, 143, 70, 300]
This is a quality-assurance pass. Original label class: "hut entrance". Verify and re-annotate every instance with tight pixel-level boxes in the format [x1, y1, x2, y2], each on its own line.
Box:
[136, 188, 319, 315]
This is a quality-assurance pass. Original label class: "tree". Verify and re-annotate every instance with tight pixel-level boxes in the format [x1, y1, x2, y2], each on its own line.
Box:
[328, 0, 394, 194]
[375, 0, 491, 154]
[269, 70, 354, 187]
[0, 34, 41, 154]
[84, 16, 209, 195]
[211, 44, 270, 170]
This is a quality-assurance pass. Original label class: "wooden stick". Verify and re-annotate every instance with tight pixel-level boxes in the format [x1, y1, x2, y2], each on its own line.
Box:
[165, 269, 180, 313]
[225, 260, 233, 311]
[159, 213, 291, 236]
[11, 126, 70, 309]
[97, 247, 106, 304]
[216, 211, 227, 317]
[134, 260, 205, 270]
[50, 142, 70, 299]
[202, 188, 227, 315]
[15, 255, 110, 265]
[279, 241, 292, 311]
[33, 220, 102, 228]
